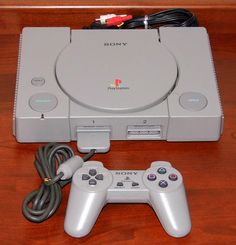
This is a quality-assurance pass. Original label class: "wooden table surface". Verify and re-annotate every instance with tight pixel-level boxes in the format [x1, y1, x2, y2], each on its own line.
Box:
[0, 5, 236, 245]
[1, 0, 236, 6]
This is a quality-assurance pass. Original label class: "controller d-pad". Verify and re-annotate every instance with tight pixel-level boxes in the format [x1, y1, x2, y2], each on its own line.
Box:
[95, 174, 104, 180]
[159, 180, 168, 188]
[89, 179, 97, 186]
[82, 174, 90, 180]
[89, 169, 97, 176]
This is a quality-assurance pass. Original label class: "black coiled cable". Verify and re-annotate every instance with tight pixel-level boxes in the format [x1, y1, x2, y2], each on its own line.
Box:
[22, 143, 95, 222]
[122, 9, 198, 29]
[84, 9, 198, 29]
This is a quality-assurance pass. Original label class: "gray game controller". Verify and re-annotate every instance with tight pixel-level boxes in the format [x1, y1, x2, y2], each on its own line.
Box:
[64, 161, 191, 238]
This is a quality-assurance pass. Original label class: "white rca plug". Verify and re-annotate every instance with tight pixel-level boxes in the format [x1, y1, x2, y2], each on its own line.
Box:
[96, 14, 117, 24]
[95, 14, 132, 26]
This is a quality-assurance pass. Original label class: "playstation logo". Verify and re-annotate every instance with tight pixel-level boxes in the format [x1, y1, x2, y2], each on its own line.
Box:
[107, 79, 129, 90]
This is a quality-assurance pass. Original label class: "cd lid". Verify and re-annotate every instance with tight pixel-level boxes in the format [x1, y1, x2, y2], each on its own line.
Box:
[55, 30, 178, 113]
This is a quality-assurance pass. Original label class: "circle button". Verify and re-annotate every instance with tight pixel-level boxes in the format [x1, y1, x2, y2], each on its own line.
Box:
[29, 93, 58, 112]
[169, 174, 178, 181]
[179, 92, 207, 111]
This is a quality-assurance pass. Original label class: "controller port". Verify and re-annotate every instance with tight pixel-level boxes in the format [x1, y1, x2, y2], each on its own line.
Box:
[127, 125, 161, 139]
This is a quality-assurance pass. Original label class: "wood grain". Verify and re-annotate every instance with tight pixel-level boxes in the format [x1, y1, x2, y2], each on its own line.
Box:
[1, 0, 236, 7]
[0, 4, 236, 245]
[0, 5, 236, 35]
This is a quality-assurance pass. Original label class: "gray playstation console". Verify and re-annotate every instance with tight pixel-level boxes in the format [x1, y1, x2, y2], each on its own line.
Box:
[13, 27, 223, 152]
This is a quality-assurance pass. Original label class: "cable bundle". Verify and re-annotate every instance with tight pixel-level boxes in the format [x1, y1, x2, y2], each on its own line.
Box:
[85, 9, 198, 29]
[22, 143, 95, 222]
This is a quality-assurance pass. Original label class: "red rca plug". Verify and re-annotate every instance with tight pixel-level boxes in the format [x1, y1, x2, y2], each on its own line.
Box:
[106, 15, 133, 27]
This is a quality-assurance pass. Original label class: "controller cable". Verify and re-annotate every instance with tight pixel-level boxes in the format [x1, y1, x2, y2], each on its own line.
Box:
[22, 143, 95, 222]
